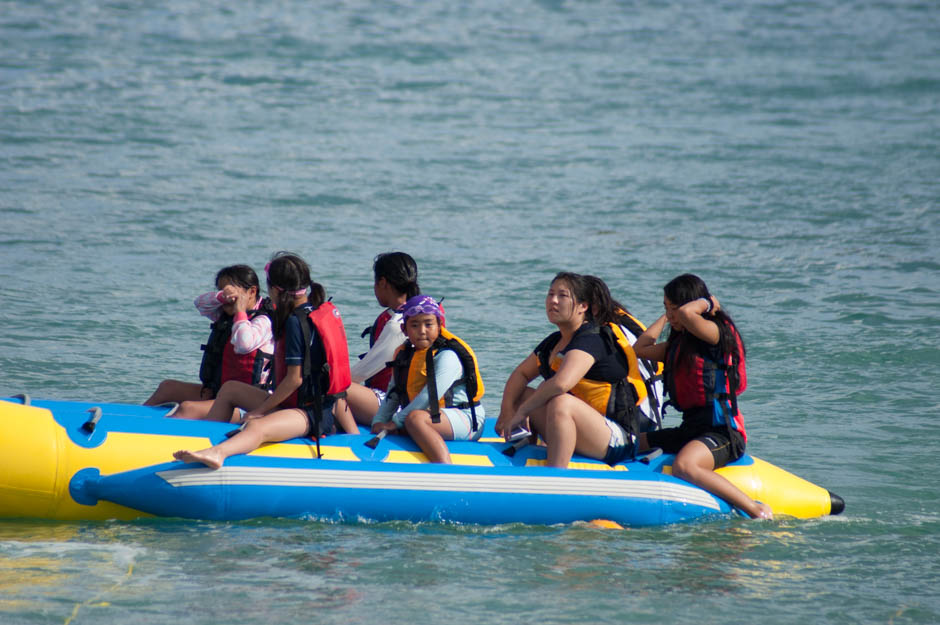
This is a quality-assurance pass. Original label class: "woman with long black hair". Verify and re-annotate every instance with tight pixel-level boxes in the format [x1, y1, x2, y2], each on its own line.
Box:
[633, 273, 773, 519]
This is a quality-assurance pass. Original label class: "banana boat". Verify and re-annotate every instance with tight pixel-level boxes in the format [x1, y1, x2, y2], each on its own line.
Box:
[0, 397, 843, 526]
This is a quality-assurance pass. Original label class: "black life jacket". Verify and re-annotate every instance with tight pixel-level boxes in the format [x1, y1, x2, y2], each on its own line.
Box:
[291, 301, 352, 455]
[389, 328, 484, 431]
[535, 323, 641, 455]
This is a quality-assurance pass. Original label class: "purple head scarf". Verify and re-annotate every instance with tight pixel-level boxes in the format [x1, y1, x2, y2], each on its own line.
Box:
[401, 294, 444, 325]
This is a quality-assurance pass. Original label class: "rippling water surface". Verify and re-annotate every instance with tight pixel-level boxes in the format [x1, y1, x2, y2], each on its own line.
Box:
[1, 1, 939, 623]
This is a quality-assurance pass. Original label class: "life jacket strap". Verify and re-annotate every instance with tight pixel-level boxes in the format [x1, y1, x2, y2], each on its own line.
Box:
[643, 373, 663, 427]
[425, 347, 441, 424]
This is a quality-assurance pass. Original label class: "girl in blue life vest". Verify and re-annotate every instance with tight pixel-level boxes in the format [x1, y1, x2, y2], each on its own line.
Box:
[144, 264, 274, 419]
[370, 295, 485, 464]
[173, 252, 357, 469]
[495, 272, 638, 468]
[632, 273, 773, 520]
[340, 252, 421, 427]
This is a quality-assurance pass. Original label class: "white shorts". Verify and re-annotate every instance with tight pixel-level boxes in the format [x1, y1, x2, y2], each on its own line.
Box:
[440, 406, 485, 441]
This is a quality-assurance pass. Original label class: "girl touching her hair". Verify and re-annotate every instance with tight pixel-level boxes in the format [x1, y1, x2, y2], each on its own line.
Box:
[633, 273, 773, 519]
[145, 264, 274, 419]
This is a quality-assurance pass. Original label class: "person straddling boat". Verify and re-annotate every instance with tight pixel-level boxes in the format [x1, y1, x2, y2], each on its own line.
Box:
[370, 295, 484, 464]
[145, 264, 274, 420]
[632, 273, 773, 520]
[340, 252, 420, 428]
[173, 252, 357, 469]
[495, 272, 641, 467]
[583, 275, 665, 433]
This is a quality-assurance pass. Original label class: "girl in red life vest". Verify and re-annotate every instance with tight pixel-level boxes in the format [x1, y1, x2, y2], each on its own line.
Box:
[145, 264, 274, 420]
[173, 252, 356, 469]
[633, 274, 773, 520]
[340, 252, 421, 427]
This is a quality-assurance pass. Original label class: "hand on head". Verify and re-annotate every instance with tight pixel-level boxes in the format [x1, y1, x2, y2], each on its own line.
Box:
[221, 284, 252, 312]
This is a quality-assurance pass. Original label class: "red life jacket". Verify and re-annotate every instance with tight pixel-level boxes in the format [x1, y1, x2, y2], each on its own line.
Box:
[664, 321, 747, 442]
[294, 301, 352, 407]
[199, 300, 273, 396]
[219, 342, 266, 387]
[272, 302, 352, 411]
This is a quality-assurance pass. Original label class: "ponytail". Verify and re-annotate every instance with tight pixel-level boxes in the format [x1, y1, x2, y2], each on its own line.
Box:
[267, 251, 319, 337]
[584, 274, 632, 327]
[307, 281, 326, 308]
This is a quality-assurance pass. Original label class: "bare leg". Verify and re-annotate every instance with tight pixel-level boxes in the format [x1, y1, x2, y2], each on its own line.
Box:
[404, 409, 455, 464]
[541, 395, 613, 468]
[344, 383, 381, 426]
[172, 399, 239, 421]
[332, 397, 360, 434]
[144, 380, 205, 406]
[672, 440, 774, 520]
[173, 408, 309, 469]
[201, 380, 269, 422]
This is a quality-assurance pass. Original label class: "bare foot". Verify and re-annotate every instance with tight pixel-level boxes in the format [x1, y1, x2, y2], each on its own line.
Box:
[173, 448, 224, 469]
[751, 502, 774, 520]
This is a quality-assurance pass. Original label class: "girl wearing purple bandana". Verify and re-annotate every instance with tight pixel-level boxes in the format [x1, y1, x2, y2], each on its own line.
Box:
[371, 295, 485, 464]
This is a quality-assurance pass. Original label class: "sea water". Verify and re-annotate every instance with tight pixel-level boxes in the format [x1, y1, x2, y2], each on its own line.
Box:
[1, 1, 938, 623]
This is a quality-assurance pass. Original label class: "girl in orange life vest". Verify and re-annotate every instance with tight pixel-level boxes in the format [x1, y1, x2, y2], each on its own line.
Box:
[495, 272, 636, 468]
[145, 264, 274, 421]
[340, 252, 420, 427]
[173, 252, 357, 469]
[632, 274, 773, 520]
[370, 295, 484, 464]
[583, 275, 665, 433]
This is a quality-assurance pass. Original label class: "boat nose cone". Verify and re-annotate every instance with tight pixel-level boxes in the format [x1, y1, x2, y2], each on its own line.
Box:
[829, 491, 845, 515]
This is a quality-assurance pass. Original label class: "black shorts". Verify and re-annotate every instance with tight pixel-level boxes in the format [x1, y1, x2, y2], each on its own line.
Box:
[301, 402, 335, 438]
[646, 419, 744, 469]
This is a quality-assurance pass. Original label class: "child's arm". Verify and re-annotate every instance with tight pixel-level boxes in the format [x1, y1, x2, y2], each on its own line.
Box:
[675, 296, 721, 345]
[371, 392, 398, 424]
[633, 314, 668, 362]
[388, 350, 463, 429]
[194, 291, 225, 321]
[495, 353, 539, 437]
[507, 349, 595, 431]
[231, 313, 273, 354]
[244, 364, 302, 419]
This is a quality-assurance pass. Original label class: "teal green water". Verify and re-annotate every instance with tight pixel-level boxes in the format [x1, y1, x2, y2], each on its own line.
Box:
[2, 1, 939, 623]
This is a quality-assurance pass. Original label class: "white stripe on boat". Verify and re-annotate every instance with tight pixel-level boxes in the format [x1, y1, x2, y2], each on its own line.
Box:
[156, 467, 721, 510]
